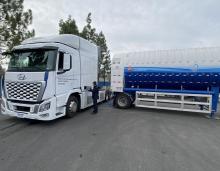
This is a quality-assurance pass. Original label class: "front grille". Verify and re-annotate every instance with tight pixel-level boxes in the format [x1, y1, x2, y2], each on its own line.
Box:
[6, 81, 42, 101]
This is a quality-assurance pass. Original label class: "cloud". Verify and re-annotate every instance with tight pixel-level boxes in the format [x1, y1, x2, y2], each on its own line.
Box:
[24, 0, 220, 54]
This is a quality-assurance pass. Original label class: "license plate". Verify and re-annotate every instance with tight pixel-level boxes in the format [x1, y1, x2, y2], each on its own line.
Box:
[17, 113, 24, 118]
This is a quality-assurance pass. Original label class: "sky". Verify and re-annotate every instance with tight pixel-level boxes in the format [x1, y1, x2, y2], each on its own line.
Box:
[24, 0, 220, 54]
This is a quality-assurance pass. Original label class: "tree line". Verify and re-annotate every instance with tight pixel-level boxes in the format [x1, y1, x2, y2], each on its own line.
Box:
[0, 0, 111, 83]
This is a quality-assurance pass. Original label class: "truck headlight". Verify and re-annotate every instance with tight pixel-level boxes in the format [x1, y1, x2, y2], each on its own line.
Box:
[39, 102, 51, 112]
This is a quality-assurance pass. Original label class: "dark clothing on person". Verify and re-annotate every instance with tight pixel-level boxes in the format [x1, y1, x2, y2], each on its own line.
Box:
[93, 98, 98, 113]
[91, 85, 99, 100]
[90, 85, 99, 113]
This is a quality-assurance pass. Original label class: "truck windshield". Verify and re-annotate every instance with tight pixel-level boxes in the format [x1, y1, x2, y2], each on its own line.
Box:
[7, 49, 57, 72]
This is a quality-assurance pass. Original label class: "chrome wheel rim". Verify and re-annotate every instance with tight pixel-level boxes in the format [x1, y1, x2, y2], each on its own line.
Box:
[118, 96, 127, 107]
[69, 101, 77, 113]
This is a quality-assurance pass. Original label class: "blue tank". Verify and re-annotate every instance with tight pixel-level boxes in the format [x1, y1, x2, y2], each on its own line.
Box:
[124, 67, 220, 91]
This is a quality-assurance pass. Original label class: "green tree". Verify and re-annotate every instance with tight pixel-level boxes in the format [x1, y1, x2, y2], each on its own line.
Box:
[80, 13, 97, 43]
[59, 15, 79, 35]
[96, 32, 111, 83]
[0, 0, 35, 51]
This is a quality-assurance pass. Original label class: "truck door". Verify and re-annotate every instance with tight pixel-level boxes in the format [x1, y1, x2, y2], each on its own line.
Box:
[56, 50, 80, 97]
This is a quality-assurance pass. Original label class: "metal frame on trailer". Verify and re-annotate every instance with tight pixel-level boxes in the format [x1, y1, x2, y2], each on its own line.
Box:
[135, 91, 212, 114]
[124, 87, 219, 118]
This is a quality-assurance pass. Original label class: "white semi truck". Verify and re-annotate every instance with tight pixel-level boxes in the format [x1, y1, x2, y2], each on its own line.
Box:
[1, 34, 105, 120]
[111, 47, 220, 118]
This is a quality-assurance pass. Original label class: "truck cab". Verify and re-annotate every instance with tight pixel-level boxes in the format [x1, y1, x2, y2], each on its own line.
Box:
[1, 34, 105, 120]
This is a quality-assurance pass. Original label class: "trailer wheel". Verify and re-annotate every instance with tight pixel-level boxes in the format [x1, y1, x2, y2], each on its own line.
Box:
[66, 96, 79, 118]
[115, 93, 132, 109]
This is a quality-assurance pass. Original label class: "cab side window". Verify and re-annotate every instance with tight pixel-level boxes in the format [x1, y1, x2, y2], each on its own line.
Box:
[58, 52, 64, 70]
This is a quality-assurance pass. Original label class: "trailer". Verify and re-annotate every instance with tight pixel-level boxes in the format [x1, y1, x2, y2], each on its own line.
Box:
[1, 34, 105, 120]
[111, 47, 220, 118]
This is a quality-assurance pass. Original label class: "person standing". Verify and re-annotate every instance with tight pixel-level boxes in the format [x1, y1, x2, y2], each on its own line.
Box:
[90, 81, 99, 114]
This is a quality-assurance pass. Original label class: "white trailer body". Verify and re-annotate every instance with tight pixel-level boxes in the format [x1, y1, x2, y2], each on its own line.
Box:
[111, 47, 220, 117]
[1, 35, 105, 120]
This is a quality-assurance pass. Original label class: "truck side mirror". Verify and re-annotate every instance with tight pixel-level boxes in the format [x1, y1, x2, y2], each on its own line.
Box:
[63, 53, 71, 71]
[57, 52, 71, 74]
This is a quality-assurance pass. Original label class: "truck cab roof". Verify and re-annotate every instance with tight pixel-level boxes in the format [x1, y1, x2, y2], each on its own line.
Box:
[13, 34, 97, 52]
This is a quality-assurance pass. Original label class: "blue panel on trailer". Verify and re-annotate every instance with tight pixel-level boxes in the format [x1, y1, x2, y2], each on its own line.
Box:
[124, 67, 220, 91]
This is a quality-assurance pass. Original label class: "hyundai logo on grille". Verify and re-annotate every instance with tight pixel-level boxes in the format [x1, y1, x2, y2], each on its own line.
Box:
[17, 74, 26, 80]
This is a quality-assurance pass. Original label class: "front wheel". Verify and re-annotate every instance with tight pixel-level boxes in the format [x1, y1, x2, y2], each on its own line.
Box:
[66, 96, 79, 118]
[115, 93, 132, 109]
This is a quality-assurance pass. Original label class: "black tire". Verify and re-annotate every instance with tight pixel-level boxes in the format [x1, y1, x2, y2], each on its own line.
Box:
[65, 96, 79, 118]
[115, 93, 132, 109]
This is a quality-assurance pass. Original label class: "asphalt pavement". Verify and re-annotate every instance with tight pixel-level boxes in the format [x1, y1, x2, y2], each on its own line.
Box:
[0, 101, 220, 171]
